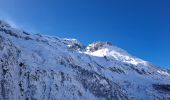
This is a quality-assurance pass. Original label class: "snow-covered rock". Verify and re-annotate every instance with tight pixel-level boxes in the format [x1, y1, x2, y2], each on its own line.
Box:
[0, 20, 170, 100]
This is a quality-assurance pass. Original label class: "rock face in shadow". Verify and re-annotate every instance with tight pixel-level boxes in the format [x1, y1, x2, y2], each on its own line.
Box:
[76, 68, 128, 100]
[153, 84, 170, 93]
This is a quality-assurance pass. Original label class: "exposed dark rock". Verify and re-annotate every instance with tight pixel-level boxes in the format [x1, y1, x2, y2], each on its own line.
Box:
[72, 64, 128, 100]
[153, 84, 170, 94]
[87, 42, 112, 52]
[109, 67, 125, 74]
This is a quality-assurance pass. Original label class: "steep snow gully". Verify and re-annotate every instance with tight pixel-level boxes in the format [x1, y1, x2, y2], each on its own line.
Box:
[0, 20, 170, 100]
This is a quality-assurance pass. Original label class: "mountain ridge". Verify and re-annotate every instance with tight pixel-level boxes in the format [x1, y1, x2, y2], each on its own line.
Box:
[0, 20, 170, 100]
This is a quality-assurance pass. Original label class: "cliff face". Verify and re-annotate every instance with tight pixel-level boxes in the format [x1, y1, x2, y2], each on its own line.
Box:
[0, 20, 170, 100]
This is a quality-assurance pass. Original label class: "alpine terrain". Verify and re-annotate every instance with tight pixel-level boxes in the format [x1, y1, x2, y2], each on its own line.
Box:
[0, 20, 170, 100]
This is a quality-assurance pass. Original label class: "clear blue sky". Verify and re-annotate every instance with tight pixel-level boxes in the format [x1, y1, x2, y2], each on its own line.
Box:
[0, 0, 170, 69]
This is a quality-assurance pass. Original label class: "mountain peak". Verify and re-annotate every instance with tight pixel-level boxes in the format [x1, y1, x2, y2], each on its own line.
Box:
[87, 41, 112, 52]
[0, 20, 170, 100]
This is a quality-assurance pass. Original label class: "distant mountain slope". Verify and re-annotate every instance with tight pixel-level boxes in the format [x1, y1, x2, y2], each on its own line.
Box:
[0, 20, 170, 100]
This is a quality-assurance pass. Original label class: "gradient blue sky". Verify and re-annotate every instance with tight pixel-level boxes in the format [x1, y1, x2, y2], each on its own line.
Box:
[0, 0, 170, 69]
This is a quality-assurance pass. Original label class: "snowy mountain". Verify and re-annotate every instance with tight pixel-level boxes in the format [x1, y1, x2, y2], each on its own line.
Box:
[0, 20, 170, 100]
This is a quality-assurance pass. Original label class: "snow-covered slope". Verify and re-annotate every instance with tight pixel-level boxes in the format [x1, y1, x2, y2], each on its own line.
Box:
[0, 20, 170, 100]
